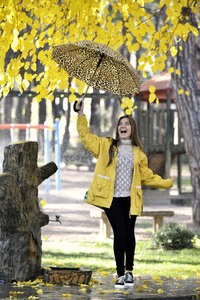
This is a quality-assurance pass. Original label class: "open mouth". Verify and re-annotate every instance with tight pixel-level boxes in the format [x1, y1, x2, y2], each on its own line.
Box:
[120, 129, 127, 134]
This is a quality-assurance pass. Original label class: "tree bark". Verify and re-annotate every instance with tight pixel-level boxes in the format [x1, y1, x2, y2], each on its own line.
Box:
[90, 90, 101, 135]
[61, 101, 71, 161]
[171, 15, 200, 225]
[0, 141, 57, 282]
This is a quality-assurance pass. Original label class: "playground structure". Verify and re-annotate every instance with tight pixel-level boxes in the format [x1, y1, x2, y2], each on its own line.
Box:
[0, 120, 61, 192]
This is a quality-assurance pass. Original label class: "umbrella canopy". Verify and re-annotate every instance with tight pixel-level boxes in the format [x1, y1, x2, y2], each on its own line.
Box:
[52, 40, 142, 97]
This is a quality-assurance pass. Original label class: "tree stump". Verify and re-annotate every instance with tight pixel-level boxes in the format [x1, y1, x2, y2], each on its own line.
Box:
[0, 141, 58, 283]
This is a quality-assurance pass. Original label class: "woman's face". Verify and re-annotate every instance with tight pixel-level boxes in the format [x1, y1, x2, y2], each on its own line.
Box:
[118, 117, 132, 140]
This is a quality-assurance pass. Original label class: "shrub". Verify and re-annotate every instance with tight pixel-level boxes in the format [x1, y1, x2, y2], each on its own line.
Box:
[153, 222, 195, 250]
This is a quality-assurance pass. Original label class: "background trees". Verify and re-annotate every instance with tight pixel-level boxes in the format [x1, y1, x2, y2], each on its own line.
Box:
[0, 0, 199, 224]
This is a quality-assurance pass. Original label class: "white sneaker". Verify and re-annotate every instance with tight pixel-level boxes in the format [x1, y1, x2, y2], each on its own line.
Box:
[115, 275, 125, 289]
[125, 272, 134, 287]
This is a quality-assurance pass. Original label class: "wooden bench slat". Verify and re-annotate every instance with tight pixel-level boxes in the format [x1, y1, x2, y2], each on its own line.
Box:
[141, 211, 174, 217]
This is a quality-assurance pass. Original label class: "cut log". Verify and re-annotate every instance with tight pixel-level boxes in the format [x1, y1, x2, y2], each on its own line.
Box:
[0, 141, 57, 282]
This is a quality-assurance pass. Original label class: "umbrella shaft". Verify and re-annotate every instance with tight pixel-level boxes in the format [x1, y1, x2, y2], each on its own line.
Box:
[81, 54, 105, 102]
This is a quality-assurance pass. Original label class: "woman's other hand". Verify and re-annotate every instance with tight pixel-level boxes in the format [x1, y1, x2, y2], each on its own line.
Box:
[171, 175, 176, 185]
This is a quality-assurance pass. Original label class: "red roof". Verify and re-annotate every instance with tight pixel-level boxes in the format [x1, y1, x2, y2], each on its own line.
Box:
[138, 71, 174, 102]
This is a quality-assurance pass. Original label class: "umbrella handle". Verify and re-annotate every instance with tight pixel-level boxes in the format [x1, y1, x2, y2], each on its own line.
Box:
[73, 100, 82, 112]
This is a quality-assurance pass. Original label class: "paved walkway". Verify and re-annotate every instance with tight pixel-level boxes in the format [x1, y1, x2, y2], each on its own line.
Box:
[1, 273, 200, 299]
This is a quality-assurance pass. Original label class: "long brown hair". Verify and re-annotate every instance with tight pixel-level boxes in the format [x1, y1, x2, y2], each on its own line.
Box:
[107, 115, 143, 167]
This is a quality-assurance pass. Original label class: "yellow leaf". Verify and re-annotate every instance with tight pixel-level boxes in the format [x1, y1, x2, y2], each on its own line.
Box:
[149, 93, 156, 103]
[175, 69, 181, 75]
[168, 67, 174, 73]
[136, 286, 143, 292]
[132, 43, 140, 52]
[141, 284, 147, 289]
[78, 86, 84, 95]
[79, 288, 87, 292]
[125, 108, 132, 115]
[68, 94, 76, 103]
[22, 78, 30, 90]
[149, 85, 156, 93]
[127, 98, 133, 109]
[40, 199, 47, 207]
[58, 81, 68, 90]
[142, 71, 147, 78]
[101, 271, 108, 276]
[36, 289, 43, 294]
[158, 288, 164, 293]
[15, 74, 22, 85]
[121, 102, 127, 110]
[61, 294, 72, 297]
[31, 63, 37, 72]
[178, 89, 184, 94]
[170, 46, 178, 57]
[185, 91, 190, 95]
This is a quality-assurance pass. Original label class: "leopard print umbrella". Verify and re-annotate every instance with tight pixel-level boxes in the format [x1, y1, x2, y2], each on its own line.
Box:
[52, 40, 142, 97]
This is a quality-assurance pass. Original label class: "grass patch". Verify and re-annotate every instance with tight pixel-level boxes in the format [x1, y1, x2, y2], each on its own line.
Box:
[42, 235, 200, 278]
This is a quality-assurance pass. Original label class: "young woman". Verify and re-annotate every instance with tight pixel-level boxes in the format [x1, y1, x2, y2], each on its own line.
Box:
[75, 102, 175, 289]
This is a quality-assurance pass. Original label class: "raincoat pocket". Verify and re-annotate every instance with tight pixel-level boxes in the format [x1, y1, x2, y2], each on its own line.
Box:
[136, 187, 143, 208]
[93, 175, 110, 198]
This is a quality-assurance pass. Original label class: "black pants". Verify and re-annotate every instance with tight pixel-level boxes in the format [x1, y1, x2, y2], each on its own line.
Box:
[104, 197, 137, 277]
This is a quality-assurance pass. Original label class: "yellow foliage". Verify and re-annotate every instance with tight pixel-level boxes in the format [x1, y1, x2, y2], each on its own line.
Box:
[0, 0, 199, 100]
[149, 85, 156, 93]
[40, 199, 47, 207]
[178, 89, 184, 94]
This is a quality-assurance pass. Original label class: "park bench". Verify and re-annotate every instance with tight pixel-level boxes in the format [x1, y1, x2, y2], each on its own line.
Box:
[90, 209, 174, 238]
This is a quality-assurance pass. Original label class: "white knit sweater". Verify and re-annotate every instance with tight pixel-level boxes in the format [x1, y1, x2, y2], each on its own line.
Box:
[113, 139, 134, 198]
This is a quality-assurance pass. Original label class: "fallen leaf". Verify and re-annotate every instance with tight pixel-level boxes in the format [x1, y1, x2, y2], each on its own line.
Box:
[136, 286, 143, 292]
[101, 271, 108, 276]
[61, 294, 72, 298]
[36, 289, 43, 294]
[141, 284, 147, 289]
[40, 199, 46, 207]
[79, 288, 87, 292]
[157, 288, 164, 294]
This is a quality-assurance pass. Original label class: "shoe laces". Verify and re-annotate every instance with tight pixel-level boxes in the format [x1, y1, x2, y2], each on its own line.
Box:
[116, 275, 124, 284]
[126, 272, 133, 281]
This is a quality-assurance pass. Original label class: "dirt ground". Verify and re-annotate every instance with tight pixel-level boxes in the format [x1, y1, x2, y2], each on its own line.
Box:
[39, 165, 200, 242]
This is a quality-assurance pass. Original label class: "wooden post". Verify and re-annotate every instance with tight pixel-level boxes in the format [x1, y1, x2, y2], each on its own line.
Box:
[0, 141, 57, 283]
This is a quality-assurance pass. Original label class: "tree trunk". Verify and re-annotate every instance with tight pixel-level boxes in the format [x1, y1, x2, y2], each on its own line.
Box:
[38, 98, 47, 152]
[171, 15, 200, 225]
[90, 90, 101, 135]
[0, 141, 57, 282]
[61, 101, 71, 161]
[3, 95, 13, 143]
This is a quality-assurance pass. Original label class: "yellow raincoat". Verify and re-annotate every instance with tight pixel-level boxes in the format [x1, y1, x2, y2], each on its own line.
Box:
[77, 115, 173, 216]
